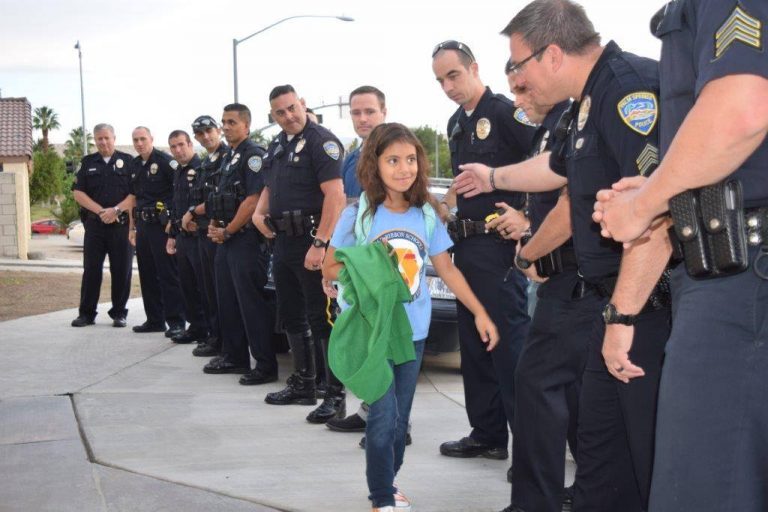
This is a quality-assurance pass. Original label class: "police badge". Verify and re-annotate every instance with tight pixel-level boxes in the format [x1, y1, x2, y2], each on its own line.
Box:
[116, 159, 124, 169]
[476, 118, 491, 140]
[295, 139, 306, 153]
[231, 153, 240, 166]
[150, 163, 158, 175]
[577, 96, 591, 131]
[186, 169, 196, 182]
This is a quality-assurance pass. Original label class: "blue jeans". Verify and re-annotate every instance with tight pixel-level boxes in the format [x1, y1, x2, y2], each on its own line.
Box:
[366, 339, 425, 508]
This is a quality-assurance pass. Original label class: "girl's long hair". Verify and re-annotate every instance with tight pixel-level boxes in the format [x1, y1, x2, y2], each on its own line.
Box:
[356, 122, 445, 223]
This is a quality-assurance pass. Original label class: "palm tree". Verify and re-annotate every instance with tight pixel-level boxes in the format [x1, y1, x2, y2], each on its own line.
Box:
[64, 127, 94, 164]
[32, 106, 61, 153]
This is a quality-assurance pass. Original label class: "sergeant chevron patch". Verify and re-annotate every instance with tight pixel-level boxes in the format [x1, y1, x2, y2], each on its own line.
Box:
[636, 144, 659, 175]
[715, 5, 762, 59]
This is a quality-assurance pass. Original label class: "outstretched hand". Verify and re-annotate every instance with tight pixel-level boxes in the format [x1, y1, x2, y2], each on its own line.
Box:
[454, 163, 493, 198]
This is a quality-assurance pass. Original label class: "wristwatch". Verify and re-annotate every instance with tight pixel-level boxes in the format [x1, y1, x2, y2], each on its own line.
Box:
[602, 303, 637, 326]
[113, 206, 122, 214]
[187, 205, 197, 219]
[515, 252, 533, 270]
[312, 237, 328, 249]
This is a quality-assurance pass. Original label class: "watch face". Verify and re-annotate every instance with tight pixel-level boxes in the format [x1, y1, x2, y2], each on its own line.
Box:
[602, 304, 615, 323]
[312, 238, 325, 248]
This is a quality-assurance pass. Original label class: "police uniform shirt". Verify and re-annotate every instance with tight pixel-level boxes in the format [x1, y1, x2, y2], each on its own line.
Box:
[448, 87, 537, 221]
[527, 100, 572, 235]
[654, 0, 768, 207]
[72, 150, 133, 208]
[217, 139, 266, 197]
[192, 142, 228, 226]
[129, 148, 176, 209]
[171, 154, 202, 223]
[549, 41, 660, 281]
[261, 119, 344, 218]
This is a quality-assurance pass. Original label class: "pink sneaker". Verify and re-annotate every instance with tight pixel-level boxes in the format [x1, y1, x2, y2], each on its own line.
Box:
[394, 489, 411, 511]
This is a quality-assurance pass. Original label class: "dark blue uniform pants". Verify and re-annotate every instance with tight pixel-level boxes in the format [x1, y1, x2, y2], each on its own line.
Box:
[175, 234, 208, 335]
[79, 218, 133, 320]
[573, 304, 670, 512]
[650, 252, 768, 512]
[511, 272, 591, 512]
[272, 233, 331, 340]
[214, 229, 276, 374]
[453, 235, 529, 448]
[135, 219, 183, 327]
[197, 227, 220, 340]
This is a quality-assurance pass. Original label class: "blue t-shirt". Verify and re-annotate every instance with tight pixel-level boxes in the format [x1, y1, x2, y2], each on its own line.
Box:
[341, 147, 362, 198]
[330, 203, 453, 340]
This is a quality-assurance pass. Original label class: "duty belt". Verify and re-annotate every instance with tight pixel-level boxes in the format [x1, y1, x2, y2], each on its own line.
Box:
[447, 219, 495, 240]
[267, 211, 320, 237]
[134, 206, 168, 224]
[534, 245, 578, 278]
[582, 268, 672, 312]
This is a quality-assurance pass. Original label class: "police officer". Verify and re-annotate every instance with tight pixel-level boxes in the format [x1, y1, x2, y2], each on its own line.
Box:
[254, 85, 346, 422]
[455, 2, 672, 511]
[499, 78, 582, 511]
[201, 104, 277, 383]
[166, 130, 208, 344]
[594, 2, 768, 510]
[432, 40, 535, 461]
[127, 126, 185, 337]
[182, 115, 228, 357]
[70, 123, 134, 328]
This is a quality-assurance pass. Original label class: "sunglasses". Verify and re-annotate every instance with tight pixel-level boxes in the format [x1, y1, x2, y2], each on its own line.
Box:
[432, 40, 476, 62]
[507, 45, 547, 75]
[192, 117, 218, 132]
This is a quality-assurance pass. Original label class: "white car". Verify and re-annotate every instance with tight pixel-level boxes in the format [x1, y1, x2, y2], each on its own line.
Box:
[66, 220, 85, 246]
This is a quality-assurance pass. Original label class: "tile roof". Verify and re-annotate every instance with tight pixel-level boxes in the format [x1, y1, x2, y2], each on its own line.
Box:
[0, 98, 33, 159]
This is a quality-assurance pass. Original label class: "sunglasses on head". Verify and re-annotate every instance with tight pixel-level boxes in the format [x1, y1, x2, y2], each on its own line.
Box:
[432, 40, 476, 62]
[192, 117, 218, 132]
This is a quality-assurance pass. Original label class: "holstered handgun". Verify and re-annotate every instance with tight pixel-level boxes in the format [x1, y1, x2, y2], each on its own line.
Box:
[520, 234, 564, 278]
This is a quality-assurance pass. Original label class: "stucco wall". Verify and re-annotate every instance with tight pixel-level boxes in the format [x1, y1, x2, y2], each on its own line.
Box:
[0, 162, 31, 259]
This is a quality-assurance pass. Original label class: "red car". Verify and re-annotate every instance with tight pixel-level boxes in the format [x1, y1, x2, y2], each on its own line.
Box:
[31, 219, 66, 235]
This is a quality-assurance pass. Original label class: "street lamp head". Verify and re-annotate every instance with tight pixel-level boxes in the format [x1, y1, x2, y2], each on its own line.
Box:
[336, 16, 354, 22]
[74, 41, 80, 50]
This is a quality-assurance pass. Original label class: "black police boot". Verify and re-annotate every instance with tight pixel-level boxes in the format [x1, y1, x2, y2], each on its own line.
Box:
[71, 315, 95, 327]
[132, 321, 166, 333]
[165, 322, 185, 339]
[306, 386, 346, 424]
[192, 336, 220, 357]
[172, 329, 206, 344]
[264, 330, 317, 406]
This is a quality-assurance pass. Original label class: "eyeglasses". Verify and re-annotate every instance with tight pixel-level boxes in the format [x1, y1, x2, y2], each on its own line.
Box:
[432, 40, 476, 63]
[507, 46, 547, 75]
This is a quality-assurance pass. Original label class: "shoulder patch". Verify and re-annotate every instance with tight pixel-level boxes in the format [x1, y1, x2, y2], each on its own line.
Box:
[248, 155, 263, 173]
[617, 92, 658, 136]
[323, 141, 341, 161]
[170, 160, 179, 170]
[715, 5, 762, 59]
[636, 143, 659, 176]
[514, 108, 536, 127]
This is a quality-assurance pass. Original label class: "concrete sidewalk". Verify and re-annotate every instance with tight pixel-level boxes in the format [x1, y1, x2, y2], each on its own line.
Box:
[0, 299, 574, 511]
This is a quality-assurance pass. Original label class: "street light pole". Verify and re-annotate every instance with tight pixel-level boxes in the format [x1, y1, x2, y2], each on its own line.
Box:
[74, 40, 87, 156]
[232, 15, 354, 103]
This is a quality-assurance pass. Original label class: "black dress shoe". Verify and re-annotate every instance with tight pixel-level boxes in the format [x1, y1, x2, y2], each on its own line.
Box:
[239, 369, 278, 385]
[71, 316, 95, 327]
[112, 316, 127, 328]
[192, 342, 220, 357]
[172, 329, 205, 344]
[439, 437, 508, 460]
[326, 413, 367, 432]
[359, 433, 412, 449]
[132, 322, 166, 333]
[165, 324, 185, 338]
[203, 356, 249, 374]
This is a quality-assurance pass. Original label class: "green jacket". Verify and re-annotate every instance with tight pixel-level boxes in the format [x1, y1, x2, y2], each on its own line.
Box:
[328, 242, 415, 404]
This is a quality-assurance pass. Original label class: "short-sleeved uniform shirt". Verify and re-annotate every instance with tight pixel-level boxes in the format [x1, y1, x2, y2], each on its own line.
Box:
[130, 148, 176, 210]
[171, 155, 201, 223]
[72, 150, 133, 208]
[654, 0, 768, 207]
[217, 139, 266, 198]
[261, 120, 344, 218]
[550, 41, 661, 282]
[331, 204, 453, 341]
[448, 87, 537, 220]
[342, 146, 363, 199]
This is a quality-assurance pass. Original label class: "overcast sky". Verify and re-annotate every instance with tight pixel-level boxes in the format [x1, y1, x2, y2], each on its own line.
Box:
[1, 0, 663, 147]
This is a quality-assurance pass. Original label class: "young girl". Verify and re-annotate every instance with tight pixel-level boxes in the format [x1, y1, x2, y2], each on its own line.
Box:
[322, 123, 499, 512]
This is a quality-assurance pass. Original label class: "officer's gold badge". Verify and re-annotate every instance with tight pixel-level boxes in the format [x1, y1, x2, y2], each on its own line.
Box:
[715, 5, 762, 59]
[187, 169, 196, 181]
[577, 96, 591, 131]
[295, 138, 306, 153]
[116, 159, 124, 169]
[150, 163, 158, 174]
[476, 118, 491, 140]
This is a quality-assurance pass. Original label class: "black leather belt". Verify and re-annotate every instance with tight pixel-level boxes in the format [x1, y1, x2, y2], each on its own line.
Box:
[268, 211, 320, 236]
[584, 268, 671, 312]
[447, 219, 493, 240]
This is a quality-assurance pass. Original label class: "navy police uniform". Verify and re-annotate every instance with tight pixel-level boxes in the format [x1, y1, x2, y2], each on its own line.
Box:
[262, 120, 343, 407]
[442, 87, 535, 454]
[650, 2, 768, 510]
[205, 139, 276, 376]
[548, 41, 672, 512]
[72, 150, 134, 322]
[130, 148, 184, 330]
[510, 100, 589, 512]
[169, 154, 208, 341]
[190, 142, 228, 355]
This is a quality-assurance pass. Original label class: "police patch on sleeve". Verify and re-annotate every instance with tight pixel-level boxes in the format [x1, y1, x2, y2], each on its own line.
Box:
[636, 143, 659, 176]
[323, 141, 341, 160]
[617, 92, 658, 136]
[248, 155, 263, 173]
[514, 108, 536, 127]
[170, 159, 179, 170]
[715, 5, 762, 59]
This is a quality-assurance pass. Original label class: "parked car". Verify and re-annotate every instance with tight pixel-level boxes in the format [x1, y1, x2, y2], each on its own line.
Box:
[31, 219, 66, 235]
[66, 220, 85, 245]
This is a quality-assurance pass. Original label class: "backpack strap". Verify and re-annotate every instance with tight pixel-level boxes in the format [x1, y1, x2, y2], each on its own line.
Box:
[353, 192, 437, 246]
